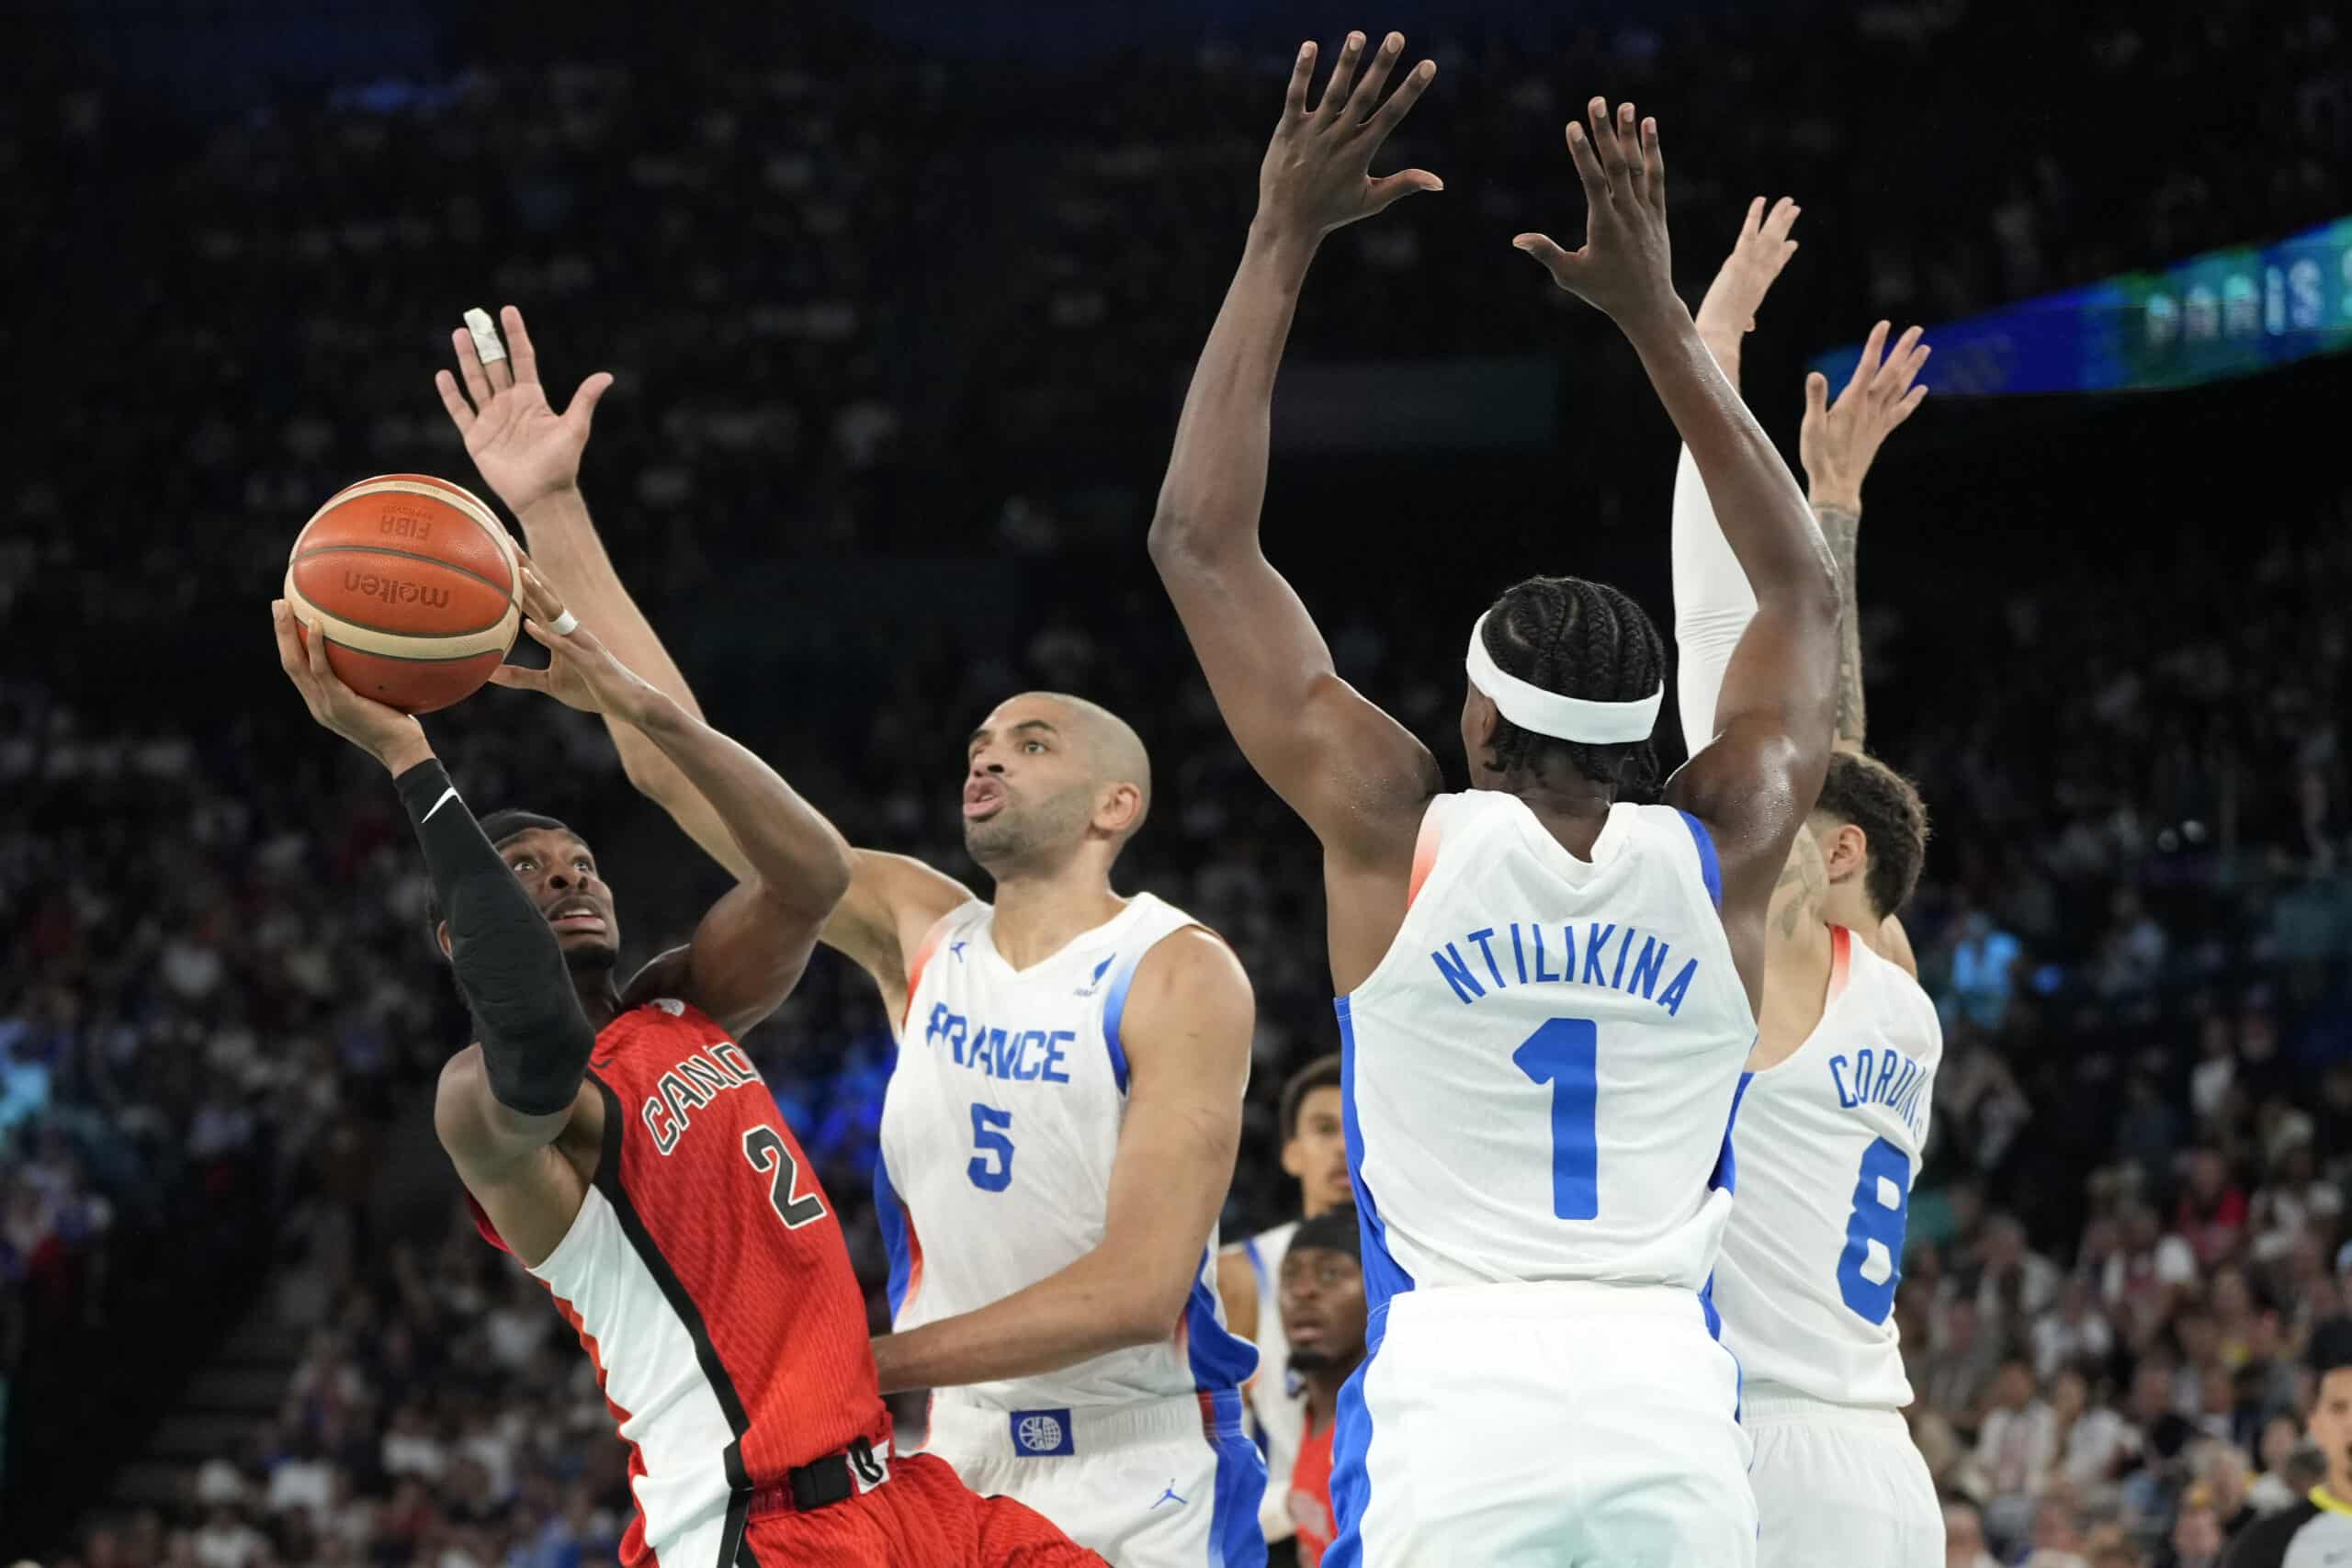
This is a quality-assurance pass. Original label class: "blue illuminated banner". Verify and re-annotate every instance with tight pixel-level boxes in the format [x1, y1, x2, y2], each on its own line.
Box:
[1808, 217, 2352, 395]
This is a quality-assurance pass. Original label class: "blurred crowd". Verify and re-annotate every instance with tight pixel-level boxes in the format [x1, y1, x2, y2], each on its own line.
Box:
[6, 1, 2352, 1565]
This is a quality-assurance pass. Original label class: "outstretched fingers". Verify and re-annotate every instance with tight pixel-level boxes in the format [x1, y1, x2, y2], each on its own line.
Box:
[1363, 57, 1437, 142]
[1846, 321, 1893, 400]
[1563, 118, 1611, 208]
[501, 306, 539, 388]
[452, 325, 495, 412]
[1879, 327, 1930, 401]
[1347, 33, 1407, 121]
[1312, 31, 1367, 118]
[1283, 40, 1317, 118]
[1584, 98, 1625, 189]
[1760, 195, 1802, 247]
[1638, 114, 1665, 209]
[434, 368, 476, 434]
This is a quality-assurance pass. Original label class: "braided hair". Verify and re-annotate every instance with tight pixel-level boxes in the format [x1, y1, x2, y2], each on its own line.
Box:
[1476, 574, 1667, 797]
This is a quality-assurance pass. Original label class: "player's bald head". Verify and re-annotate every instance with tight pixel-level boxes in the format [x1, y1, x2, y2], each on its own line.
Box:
[1016, 692, 1152, 834]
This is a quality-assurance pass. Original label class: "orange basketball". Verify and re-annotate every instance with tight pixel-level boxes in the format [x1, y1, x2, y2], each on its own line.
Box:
[283, 474, 521, 715]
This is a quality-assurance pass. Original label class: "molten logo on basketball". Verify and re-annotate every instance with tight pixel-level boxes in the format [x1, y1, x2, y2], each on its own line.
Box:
[344, 570, 450, 609]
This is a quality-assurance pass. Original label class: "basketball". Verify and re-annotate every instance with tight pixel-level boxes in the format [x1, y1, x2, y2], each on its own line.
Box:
[282, 474, 522, 714]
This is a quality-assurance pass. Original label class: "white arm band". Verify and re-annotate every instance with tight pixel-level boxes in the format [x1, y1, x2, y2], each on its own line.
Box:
[1670, 443, 1760, 757]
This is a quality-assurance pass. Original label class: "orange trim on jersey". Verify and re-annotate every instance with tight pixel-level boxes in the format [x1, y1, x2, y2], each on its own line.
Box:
[1826, 924, 1855, 1006]
[901, 1203, 925, 1312]
[1406, 807, 1444, 910]
[898, 911, 961, 1032]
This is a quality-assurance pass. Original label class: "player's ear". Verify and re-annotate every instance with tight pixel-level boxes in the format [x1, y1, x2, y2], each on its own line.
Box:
[1094, 780, 1145, 838]
[1821, 822, 1869, 886]
[1461, 686, 1501, 764]
[435, 919, 455, 961]
[1280, 1137, 1307, 1179]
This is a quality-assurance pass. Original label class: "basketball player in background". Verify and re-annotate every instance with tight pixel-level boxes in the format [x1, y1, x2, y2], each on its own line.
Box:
[1669, 198, 1943, 1567]
[2220, 1317, 2352, 1568]
[1272, 1206, 1367, 1568]
[434, 308, 1265, 1566]
[268, 580, 1101, 1566]
[1150, 39, 1838, 1563]
[1215, 1054, 1346, 1551]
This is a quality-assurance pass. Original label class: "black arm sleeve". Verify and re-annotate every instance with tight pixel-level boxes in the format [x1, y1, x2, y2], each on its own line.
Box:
[396, 760, 597, 1116]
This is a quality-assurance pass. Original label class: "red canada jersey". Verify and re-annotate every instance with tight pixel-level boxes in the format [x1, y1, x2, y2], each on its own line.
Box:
[472, 998, 888, 1568]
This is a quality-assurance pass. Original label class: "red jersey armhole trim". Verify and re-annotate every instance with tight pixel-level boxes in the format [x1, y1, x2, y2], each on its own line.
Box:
[1826, 924, 1855, 1007]
[1406, 807, 1443, 910]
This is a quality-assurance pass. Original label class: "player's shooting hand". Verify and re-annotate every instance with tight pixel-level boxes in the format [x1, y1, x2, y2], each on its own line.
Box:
[1514, 99, 1679, 334]
[435, 305, 615, 516]
[490, 567, 668, 728]
[1255, 32, 1442, 243]
[271, 600, 433, 774]
[1800, 321, 1930, 512]
[1694, 197, 1803, 369]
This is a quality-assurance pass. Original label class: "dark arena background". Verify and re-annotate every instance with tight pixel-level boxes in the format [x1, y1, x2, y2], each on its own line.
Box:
[6, 0, 2350, 1564]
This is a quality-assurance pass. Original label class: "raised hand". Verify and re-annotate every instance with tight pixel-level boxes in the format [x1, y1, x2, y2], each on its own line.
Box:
[1800, 321, 1930, 511]
[489, 567, 668, 727]
[271, 601, 433, 774]
[435, 306, 615, 516]
[1255, 31, 1441, 241]
[1695, 197, 1803, 376]
[1514, 98, 1679, 333]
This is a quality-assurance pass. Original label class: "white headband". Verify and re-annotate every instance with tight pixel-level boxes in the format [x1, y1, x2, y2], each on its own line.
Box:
[1465, 611, 1663, 744]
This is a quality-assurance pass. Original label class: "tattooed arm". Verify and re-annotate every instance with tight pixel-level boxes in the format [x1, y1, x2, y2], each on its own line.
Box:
[1796, 330, 1932, 750]
[1815, 502, 1867, 748]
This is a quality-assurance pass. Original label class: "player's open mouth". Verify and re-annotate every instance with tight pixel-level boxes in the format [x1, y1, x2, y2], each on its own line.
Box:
[963, 784, 1006, 820]
[547, 899, 607, 933]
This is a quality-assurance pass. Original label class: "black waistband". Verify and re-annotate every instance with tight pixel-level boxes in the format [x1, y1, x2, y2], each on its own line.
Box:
[747, 1436, 890, 1517]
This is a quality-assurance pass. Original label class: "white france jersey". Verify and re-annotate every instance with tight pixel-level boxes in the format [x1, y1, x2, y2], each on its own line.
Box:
[1240, 1219, 1304, 1542]
[875, 892, 1258, 1412]
[1341, 792, 1757, 1304]
[1711, 925, 1942, 1407]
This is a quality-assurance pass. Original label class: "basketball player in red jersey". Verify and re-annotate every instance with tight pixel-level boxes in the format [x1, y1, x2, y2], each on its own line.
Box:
[269, 581, 1102, 1568]
[435, 308, 1262, 1566]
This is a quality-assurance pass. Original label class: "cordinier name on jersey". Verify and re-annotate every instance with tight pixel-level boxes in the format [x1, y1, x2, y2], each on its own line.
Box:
[1429, 919, 1702, 1016]
[1828, 1044, 1932, 1140]
[640, 1039, 763, 1155]
[915, 1004, 1076, 1085]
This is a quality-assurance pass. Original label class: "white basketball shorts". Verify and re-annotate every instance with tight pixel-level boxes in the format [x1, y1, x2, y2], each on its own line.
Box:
[921, 1389, 1266, 1568]
[1328, 1280, 1756, 1568]
[1746, 1386, 1940, 1568]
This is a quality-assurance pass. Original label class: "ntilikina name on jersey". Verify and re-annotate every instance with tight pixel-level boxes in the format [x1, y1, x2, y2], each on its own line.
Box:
[1428, 919, 1701, 1015]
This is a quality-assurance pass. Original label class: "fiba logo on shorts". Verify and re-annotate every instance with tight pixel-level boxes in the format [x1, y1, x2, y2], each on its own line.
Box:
[1008, 1407, 1074, 1457]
